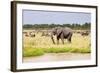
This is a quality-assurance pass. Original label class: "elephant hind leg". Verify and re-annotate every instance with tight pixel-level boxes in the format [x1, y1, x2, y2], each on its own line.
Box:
[68, 33, 72, 43]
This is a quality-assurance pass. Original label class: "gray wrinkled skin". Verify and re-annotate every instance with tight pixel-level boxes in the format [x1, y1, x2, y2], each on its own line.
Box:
[51, 27, 73, 44]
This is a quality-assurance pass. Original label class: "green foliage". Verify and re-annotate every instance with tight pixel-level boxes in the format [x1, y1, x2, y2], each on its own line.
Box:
[69, 48, 91, 53]
[23, 22, 91, 30]
[44, 48, 71, 53]
[23, 48, 45, 57]
[23, 47, 91, 57]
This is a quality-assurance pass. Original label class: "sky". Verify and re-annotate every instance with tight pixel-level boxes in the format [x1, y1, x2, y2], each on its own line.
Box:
[23, 10, 91, 25]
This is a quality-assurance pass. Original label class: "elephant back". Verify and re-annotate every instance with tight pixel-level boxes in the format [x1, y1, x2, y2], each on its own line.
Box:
[63, 27, 73, 34]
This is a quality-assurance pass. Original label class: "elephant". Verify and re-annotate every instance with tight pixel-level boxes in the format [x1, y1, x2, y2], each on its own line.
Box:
[51, 27, 73, 44]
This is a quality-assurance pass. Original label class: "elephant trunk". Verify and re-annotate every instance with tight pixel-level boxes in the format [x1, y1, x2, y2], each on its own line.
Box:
[51, 33, 55, 44]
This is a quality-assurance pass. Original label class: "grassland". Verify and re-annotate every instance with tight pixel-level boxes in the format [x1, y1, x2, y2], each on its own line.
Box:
[23, 30, 91, 57]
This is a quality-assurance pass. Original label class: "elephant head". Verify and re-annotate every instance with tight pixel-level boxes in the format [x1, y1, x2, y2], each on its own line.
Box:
[51, 27, 63, 44]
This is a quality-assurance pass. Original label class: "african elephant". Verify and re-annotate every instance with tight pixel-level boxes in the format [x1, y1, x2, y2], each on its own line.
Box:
[51, 27, 73, 44]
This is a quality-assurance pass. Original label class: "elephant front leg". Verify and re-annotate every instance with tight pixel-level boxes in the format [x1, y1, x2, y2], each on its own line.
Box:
[61, 34, 64, 44]
[61, 38, 64, 44]
[57, 36, 59, 45]
[59, 33, 64, 44]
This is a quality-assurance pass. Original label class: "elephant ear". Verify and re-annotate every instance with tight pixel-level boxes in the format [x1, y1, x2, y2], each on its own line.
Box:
[56, 28, 62, 36]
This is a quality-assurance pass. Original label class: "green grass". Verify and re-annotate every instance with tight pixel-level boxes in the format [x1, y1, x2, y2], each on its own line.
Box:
[44, 48, 71, 53]
[23, 47, 91, 57]
[23, 48, 44, 57]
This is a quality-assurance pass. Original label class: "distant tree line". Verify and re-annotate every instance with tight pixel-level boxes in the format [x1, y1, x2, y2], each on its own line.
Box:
[23, 22, 91, 30]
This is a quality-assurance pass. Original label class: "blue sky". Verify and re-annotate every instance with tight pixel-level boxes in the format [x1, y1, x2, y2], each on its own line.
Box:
[23, 10, 91, 25]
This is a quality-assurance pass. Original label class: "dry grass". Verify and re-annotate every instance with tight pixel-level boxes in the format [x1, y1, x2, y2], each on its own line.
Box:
[23, 30, 91, 57]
